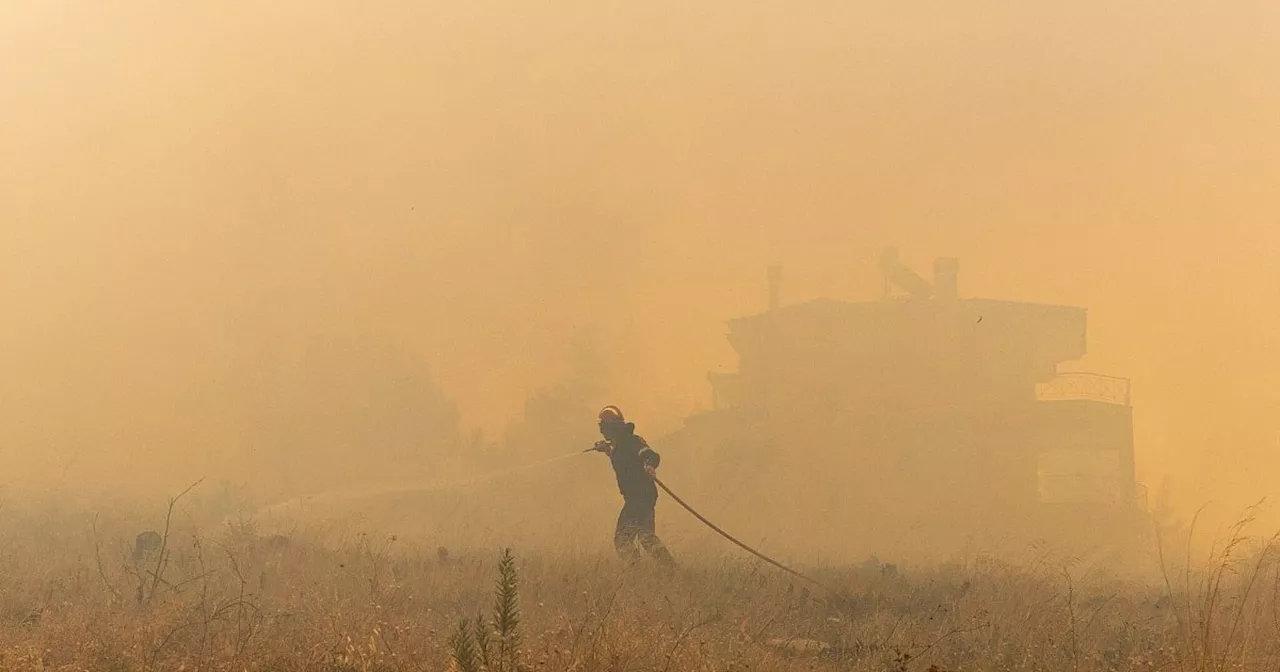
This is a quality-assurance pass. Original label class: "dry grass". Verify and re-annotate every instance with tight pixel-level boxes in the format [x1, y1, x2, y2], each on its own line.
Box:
[1, 489, 1278, 672]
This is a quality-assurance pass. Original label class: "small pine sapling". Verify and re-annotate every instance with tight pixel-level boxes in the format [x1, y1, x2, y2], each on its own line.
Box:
[493, 548, 522, 672]
[449, 619, 480, 672]
[474, 610, 493, 670]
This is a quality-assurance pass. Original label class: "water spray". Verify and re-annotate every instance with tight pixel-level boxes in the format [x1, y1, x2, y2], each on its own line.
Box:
[250, 450, 586, 520]
[250, 443, 828, 588]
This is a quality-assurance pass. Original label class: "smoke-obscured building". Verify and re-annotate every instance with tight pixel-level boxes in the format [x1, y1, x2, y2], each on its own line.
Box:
[665, 249, 1145, 560]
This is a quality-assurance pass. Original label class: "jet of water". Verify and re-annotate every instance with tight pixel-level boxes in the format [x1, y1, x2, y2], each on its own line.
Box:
[246, 449, 589, 521]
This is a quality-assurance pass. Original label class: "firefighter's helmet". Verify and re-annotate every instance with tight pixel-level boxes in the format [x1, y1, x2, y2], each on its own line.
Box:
[597, 405, 626, 425]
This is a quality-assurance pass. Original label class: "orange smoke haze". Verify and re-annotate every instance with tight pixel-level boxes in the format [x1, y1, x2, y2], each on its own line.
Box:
[2, 1, 1278, 534]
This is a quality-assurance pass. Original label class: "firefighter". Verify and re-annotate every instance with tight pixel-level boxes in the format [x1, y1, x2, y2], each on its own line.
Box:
[591, 406, 676, 567]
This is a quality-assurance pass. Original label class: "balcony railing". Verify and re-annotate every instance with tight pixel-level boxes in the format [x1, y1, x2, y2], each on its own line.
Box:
[1036, 372, 1131, 407]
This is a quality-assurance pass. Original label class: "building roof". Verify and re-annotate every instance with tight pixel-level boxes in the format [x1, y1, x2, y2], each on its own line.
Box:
[728, 296, 1085, 328]
[723, 295, 1089, 366]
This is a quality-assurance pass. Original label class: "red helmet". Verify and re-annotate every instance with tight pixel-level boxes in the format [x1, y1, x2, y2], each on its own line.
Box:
[597, 405, 626, 425]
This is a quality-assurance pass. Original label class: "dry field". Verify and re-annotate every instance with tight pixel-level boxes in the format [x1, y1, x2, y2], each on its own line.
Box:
[1, 486, 1278, 672]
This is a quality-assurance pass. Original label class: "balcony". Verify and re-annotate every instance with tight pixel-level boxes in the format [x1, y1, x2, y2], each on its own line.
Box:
[1035, 373, 1131, 407]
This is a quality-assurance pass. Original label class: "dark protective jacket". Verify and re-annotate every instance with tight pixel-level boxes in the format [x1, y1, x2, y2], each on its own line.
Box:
[603, 423, 661, 504]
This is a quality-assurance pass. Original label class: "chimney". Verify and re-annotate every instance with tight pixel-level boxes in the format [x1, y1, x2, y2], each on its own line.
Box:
[934, 258, 958, 300]
[767, 266, 782, 310]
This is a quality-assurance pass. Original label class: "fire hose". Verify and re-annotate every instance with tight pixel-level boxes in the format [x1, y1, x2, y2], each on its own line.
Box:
[652, 475, 826, 588]
[584, 445, 825, 588]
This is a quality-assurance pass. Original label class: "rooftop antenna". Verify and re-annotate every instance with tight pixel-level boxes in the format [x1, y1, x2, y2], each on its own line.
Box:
[879, 247, 935, 299]
[767, 266, 782, 311]
[934, 257, 959, 300]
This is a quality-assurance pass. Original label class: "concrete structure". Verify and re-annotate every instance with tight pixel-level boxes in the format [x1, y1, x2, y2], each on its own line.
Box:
[667, 249, 1143, 557]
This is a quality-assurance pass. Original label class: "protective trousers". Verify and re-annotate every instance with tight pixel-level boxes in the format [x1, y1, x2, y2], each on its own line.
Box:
[614, 499, 676, 567]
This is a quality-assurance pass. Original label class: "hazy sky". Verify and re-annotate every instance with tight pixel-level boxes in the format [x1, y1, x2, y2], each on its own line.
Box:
[2, 1, 1278, 523]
